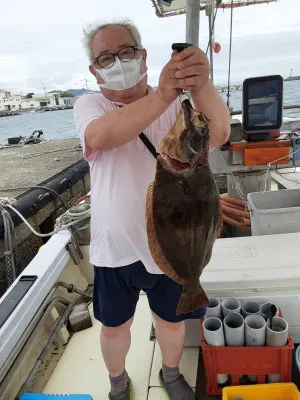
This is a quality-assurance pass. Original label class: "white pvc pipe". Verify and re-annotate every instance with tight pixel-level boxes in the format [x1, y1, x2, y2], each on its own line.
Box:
[245, 314, 267, 383]
[260, 303, 279, 319]
[202, 317, 228, 384]
[224, 312, 245, 346]
[241, 301, 261, 318]
[185, 0, 200, 46]
[267, 316, 289, 383]
[245, 315, 267, 346]
[221, 298, 241, 318]
[204, 298, 221, 319]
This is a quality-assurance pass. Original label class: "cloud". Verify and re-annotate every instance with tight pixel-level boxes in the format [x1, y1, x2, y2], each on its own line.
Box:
[0, 0, 299, 93]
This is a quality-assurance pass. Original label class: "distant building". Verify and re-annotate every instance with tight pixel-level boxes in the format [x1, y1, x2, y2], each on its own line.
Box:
[0, 89, 22, 112]
[20, 98, 44, 109]
[0, 89, 78, 112]
[61, 97, 77, 106]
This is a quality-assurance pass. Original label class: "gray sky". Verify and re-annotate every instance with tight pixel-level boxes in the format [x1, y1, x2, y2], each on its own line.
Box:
[0, 0, 299, 94]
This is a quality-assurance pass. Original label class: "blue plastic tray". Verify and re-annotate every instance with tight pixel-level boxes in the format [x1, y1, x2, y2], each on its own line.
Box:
[20, 395, 93, 400]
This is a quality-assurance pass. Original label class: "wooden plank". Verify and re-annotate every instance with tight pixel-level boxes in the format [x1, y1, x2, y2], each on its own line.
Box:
[244, 147, 290, 166]
[231, 140, 292, 151]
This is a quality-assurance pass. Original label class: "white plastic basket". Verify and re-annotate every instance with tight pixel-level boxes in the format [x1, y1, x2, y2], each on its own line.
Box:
[247, 188, 300, 236]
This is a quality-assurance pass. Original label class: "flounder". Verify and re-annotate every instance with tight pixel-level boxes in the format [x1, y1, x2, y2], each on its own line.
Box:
[146, 98, 222, 315]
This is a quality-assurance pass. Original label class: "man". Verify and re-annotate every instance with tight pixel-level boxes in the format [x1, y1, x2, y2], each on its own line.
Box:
[73, 19, 230, 400]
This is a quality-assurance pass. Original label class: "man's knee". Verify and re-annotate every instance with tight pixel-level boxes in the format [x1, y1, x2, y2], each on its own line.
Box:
[152, 312, 184, 331]
[101, 317, 134, 339]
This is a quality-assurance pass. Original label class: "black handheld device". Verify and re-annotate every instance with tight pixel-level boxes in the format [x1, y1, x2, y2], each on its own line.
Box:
[171, 43, 193, 52]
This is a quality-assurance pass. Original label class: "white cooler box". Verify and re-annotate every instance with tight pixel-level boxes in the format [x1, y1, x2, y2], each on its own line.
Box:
[184, 231, 300, 347]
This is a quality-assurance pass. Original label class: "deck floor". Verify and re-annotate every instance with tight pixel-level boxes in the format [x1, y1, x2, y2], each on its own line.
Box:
[43, 292, 300, 399]
[43, 293, 199, 399]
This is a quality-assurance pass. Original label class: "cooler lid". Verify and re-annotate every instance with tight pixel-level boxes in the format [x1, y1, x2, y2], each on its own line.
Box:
[202, 232, 300, 297]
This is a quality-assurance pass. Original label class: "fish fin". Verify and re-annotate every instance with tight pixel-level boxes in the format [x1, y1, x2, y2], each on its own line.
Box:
[146, 183, 185, 284]
[216, 200, 223, 238]
[176, 283, 209, 316]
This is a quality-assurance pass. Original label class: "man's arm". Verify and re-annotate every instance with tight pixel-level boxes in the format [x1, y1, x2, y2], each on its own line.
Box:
[190, 80, 230, 147]
[85, 60, 180, 151]
[85, 91, 170, 151]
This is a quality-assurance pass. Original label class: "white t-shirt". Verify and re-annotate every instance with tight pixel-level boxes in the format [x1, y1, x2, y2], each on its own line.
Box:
[73, 91, 182, 274]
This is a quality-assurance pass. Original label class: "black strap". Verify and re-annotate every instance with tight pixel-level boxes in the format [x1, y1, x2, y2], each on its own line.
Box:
[139, 132, 159, 159]
[116, 104, 159, 159]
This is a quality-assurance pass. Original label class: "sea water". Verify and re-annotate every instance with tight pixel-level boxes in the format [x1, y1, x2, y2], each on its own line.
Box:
[0, 80, 299, 145]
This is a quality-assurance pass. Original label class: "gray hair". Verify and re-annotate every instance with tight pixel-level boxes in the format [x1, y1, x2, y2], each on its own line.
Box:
[82, 19, 143, 62]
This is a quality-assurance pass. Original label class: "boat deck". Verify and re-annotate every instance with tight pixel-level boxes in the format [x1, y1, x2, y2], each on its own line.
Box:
[271, 168, 300, 190]
[43, 293, 200, 400]
[43, 291, 300, 400]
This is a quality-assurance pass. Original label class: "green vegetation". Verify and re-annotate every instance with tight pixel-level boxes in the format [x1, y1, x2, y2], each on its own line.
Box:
[60, 91, 74, 98]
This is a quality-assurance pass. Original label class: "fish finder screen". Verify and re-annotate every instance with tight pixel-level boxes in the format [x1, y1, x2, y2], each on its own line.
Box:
[247, 80, 280, 127]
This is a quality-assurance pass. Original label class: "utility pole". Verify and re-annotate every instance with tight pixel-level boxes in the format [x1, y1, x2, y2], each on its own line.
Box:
[81, 79, 90, 90]
[43, 83, 48, 99]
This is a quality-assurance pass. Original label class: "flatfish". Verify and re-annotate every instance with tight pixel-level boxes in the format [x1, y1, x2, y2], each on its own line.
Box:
[146, 98, 222, 315]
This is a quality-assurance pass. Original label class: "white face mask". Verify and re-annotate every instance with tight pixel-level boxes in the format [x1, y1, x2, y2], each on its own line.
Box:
[95, 56, 147, 91]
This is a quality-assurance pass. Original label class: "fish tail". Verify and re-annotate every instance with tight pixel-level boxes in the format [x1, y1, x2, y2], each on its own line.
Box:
[176, 283, 209, 316]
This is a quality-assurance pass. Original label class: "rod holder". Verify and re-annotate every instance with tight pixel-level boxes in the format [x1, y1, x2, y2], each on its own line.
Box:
[266, 316, 289, 383]
[221, 297, 241, 318]
[261, 302, 279, 320]
[224, 312, 245, 347]
[204, 298, 222, 320]
[202, 317, 228, 385]
[241, 301, 261, 318]
[245, 314, 267, 347]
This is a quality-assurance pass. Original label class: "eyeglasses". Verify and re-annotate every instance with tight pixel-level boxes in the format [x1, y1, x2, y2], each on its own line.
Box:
[93, 46, 142, 69]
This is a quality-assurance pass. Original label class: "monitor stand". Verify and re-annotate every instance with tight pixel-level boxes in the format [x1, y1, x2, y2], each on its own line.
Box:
[247, 132, 271, 142]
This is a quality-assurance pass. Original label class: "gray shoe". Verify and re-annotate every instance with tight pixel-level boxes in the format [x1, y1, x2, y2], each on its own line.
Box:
[108, 377, 133, 399]
[159, 369, 195, 399]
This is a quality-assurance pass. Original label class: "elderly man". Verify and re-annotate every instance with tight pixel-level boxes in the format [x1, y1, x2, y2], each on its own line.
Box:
[73, 19, 230, 400]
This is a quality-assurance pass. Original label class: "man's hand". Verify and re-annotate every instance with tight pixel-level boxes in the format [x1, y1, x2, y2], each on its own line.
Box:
[169, 45, 230, 147]
[157, 60, 181, 104]
[171, 46, 209, 94]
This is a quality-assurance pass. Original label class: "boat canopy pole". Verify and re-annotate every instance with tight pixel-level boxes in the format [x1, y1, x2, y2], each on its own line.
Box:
[185, 0, 201, 46]
[205, 2, 215, 83]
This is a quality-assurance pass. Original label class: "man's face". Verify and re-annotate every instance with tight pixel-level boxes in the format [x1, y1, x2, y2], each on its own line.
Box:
[89, 26, 147, 99]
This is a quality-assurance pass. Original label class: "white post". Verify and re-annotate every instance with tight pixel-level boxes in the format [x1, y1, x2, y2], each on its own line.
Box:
[185, 0, 201, 46]
[205, 2, 214, 83]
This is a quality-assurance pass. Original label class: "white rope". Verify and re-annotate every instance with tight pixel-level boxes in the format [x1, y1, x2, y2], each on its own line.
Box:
[21, 144, 82, 160]
[263, 145, 300, 192]
[0, 200, 90, 238]
[0, 198, 18, 286]
[0, 197, 17, 206]
[219, 149, 247, 201]
[219, 141, 300, 201]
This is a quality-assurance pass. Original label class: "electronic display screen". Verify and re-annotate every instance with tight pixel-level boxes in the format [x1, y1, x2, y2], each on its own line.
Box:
[242, 75, 283, 133]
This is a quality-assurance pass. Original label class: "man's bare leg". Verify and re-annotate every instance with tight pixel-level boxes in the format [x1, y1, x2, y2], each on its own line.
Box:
[153, 312, 195, 399]
[153, 312, 185, 370]
[101, 317, 133, 396]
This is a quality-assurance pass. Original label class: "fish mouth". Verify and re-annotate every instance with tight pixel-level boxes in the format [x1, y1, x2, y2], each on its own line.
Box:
[161, 153, 192, 172]
[161, 149, 209, 172]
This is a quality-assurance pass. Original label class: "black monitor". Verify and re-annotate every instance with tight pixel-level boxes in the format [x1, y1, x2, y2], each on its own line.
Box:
[242, 75, 283, 138]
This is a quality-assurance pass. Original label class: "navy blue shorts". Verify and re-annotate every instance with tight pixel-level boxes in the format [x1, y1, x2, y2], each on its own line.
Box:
[93, 260, 206, 327]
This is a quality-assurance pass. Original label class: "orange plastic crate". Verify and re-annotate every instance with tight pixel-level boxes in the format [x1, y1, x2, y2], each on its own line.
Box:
[200, 313, 294, 396]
